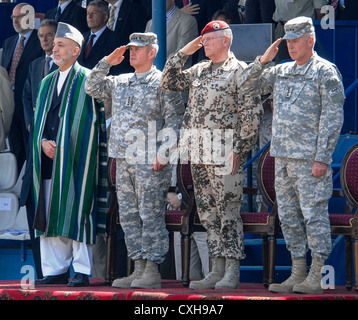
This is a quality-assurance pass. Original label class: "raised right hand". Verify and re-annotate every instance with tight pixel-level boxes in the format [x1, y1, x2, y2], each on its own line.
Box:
[259, 38, 282, 65]
[106, 46, 127, 66]
[179, 36, 203, 56]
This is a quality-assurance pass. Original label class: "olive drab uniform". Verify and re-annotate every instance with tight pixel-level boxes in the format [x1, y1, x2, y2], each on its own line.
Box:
[244, 52, 345, 261]
[160, 51, 263, 260]
[85, 57, 184, 265]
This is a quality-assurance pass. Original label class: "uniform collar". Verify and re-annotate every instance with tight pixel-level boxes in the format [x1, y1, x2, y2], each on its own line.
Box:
[129, 66, 157, 84]
[292, 52, 317, 75]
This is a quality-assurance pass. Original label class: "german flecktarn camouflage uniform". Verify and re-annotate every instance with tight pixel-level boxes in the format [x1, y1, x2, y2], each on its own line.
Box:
[161, 51, 263, 260]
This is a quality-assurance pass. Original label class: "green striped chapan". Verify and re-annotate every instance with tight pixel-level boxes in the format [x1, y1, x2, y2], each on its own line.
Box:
[33, 62, 107, 244]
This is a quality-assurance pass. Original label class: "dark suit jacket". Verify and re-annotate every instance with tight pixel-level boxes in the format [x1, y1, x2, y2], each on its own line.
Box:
[22, 55, 58, 132]
[112, 0, 148, 46]
[45, 0, 89, 34]
[78, 27, 133, 75]
[1, 29, 43, 121]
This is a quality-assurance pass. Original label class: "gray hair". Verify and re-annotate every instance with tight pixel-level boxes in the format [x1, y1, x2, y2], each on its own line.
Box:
[38, 19, 58, 32]
[305, 32, 316, 45]
[87, 0, 110, 17]
[218, 28, 233, 47]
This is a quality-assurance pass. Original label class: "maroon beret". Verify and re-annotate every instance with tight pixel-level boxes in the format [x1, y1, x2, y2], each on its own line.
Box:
[201, 20, 230, 36]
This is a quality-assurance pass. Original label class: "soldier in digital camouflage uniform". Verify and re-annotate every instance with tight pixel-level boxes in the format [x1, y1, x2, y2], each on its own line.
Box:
[85, 33, 184, 289]
[160, 20, 263, 290]
[243, 17, 345, 294]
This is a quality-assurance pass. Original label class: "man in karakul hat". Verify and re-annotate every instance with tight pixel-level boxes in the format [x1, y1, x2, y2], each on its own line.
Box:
[160, 21, 262, 290]
[33, 22, 107, 287]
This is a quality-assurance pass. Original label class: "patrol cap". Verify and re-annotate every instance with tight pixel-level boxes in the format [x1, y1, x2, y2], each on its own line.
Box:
[55, 22, 84, 48]
[283, 16, 315, 40]
[201, 20, 230, 36]
[126, 32, 158, 47]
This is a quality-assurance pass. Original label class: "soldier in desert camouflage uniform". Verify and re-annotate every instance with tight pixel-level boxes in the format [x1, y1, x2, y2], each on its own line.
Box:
[243, 17, 345, 294]
[85, 33, 184, 289]
[160, 20, 263, 290]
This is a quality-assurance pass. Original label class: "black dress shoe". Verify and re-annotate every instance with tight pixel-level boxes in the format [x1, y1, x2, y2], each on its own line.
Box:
[34, 273, 69, 285]
[67, 273, 90, 287]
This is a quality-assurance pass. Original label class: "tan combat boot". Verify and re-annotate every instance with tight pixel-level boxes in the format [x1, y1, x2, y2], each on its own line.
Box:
[130, 260, 161, 288]
[268, 257, 307, 293]
[189, 257, 225, 290]
[112, 258, 146, 288]
[215, 258, 240, 289]
[293, 257, 325, 294]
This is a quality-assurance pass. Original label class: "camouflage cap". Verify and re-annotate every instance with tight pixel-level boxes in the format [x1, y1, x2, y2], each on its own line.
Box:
[283, 16, 315, 40]
[126, 32, 158, 47]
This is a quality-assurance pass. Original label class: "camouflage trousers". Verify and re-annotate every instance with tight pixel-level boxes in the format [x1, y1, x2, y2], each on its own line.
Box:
[275, 157, 332, 261]
[191, 163, 246, 260]
[115, 158, 172, 264]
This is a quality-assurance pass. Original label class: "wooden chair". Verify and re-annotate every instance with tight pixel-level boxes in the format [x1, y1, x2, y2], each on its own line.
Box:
[329, 142, 358, 291]
[105, 157, 120, 285]
[164, 161, 206, 287]
[167, 145, 280, 288]
[241, 144, 280, 287]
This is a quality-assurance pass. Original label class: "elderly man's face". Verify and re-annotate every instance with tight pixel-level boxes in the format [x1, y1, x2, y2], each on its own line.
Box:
[129, 45, 154, 70]
[87, 5, 108, 32]
[286, 34, 314, 65]
[53, 38, 80, 71]
[12, 4, 35, 34]
[202, 32, 227, 61]
[38, 25, 56, 55]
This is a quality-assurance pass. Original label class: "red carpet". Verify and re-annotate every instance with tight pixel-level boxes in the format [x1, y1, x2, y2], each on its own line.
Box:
[0, 279, 357, 300]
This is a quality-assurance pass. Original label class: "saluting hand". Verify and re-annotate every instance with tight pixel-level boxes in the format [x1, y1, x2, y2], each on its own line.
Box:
[260, 38, 282, 65]
[106, 46, 127, 66]
[179, 36, 203, 56]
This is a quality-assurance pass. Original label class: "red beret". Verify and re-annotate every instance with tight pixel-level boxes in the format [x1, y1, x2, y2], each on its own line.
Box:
[201, 20, 230, 36]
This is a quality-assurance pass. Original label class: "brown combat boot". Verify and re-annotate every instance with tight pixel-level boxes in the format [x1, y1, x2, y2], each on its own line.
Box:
[293, 257, 325, 294]
[112, 259, 146, 288]
[268, 257, 307, 293]
[189, 257, 225, 290]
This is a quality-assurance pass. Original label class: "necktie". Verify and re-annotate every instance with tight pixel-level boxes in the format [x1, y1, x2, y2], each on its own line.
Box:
[183, 0, 189, 6]
[44, 56, 52, 77]
[55, 6, 62, 21]
[84, 34, 96, 60]
[9, 36, 25, 86]
[331, 0, 339, 9]
[107, 5, 116, 31]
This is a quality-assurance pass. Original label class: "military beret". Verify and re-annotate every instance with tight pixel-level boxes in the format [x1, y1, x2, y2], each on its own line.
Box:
[201, 20, 230, 37]
[283, 16, 315, 40]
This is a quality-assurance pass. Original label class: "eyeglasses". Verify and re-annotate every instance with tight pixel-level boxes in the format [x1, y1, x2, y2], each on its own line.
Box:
[11, 14, 27, 20]
[201, 36, 225, 44]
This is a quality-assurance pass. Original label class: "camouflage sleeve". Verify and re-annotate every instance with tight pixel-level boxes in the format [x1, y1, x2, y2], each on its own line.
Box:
[234, 93, 263, 155]
[240, 56, 275, 95]
[85, 57, 115, 101]
[160, 51, 193, 92]
[157, 88, 185, 158]
[315, 66, 345, 164]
